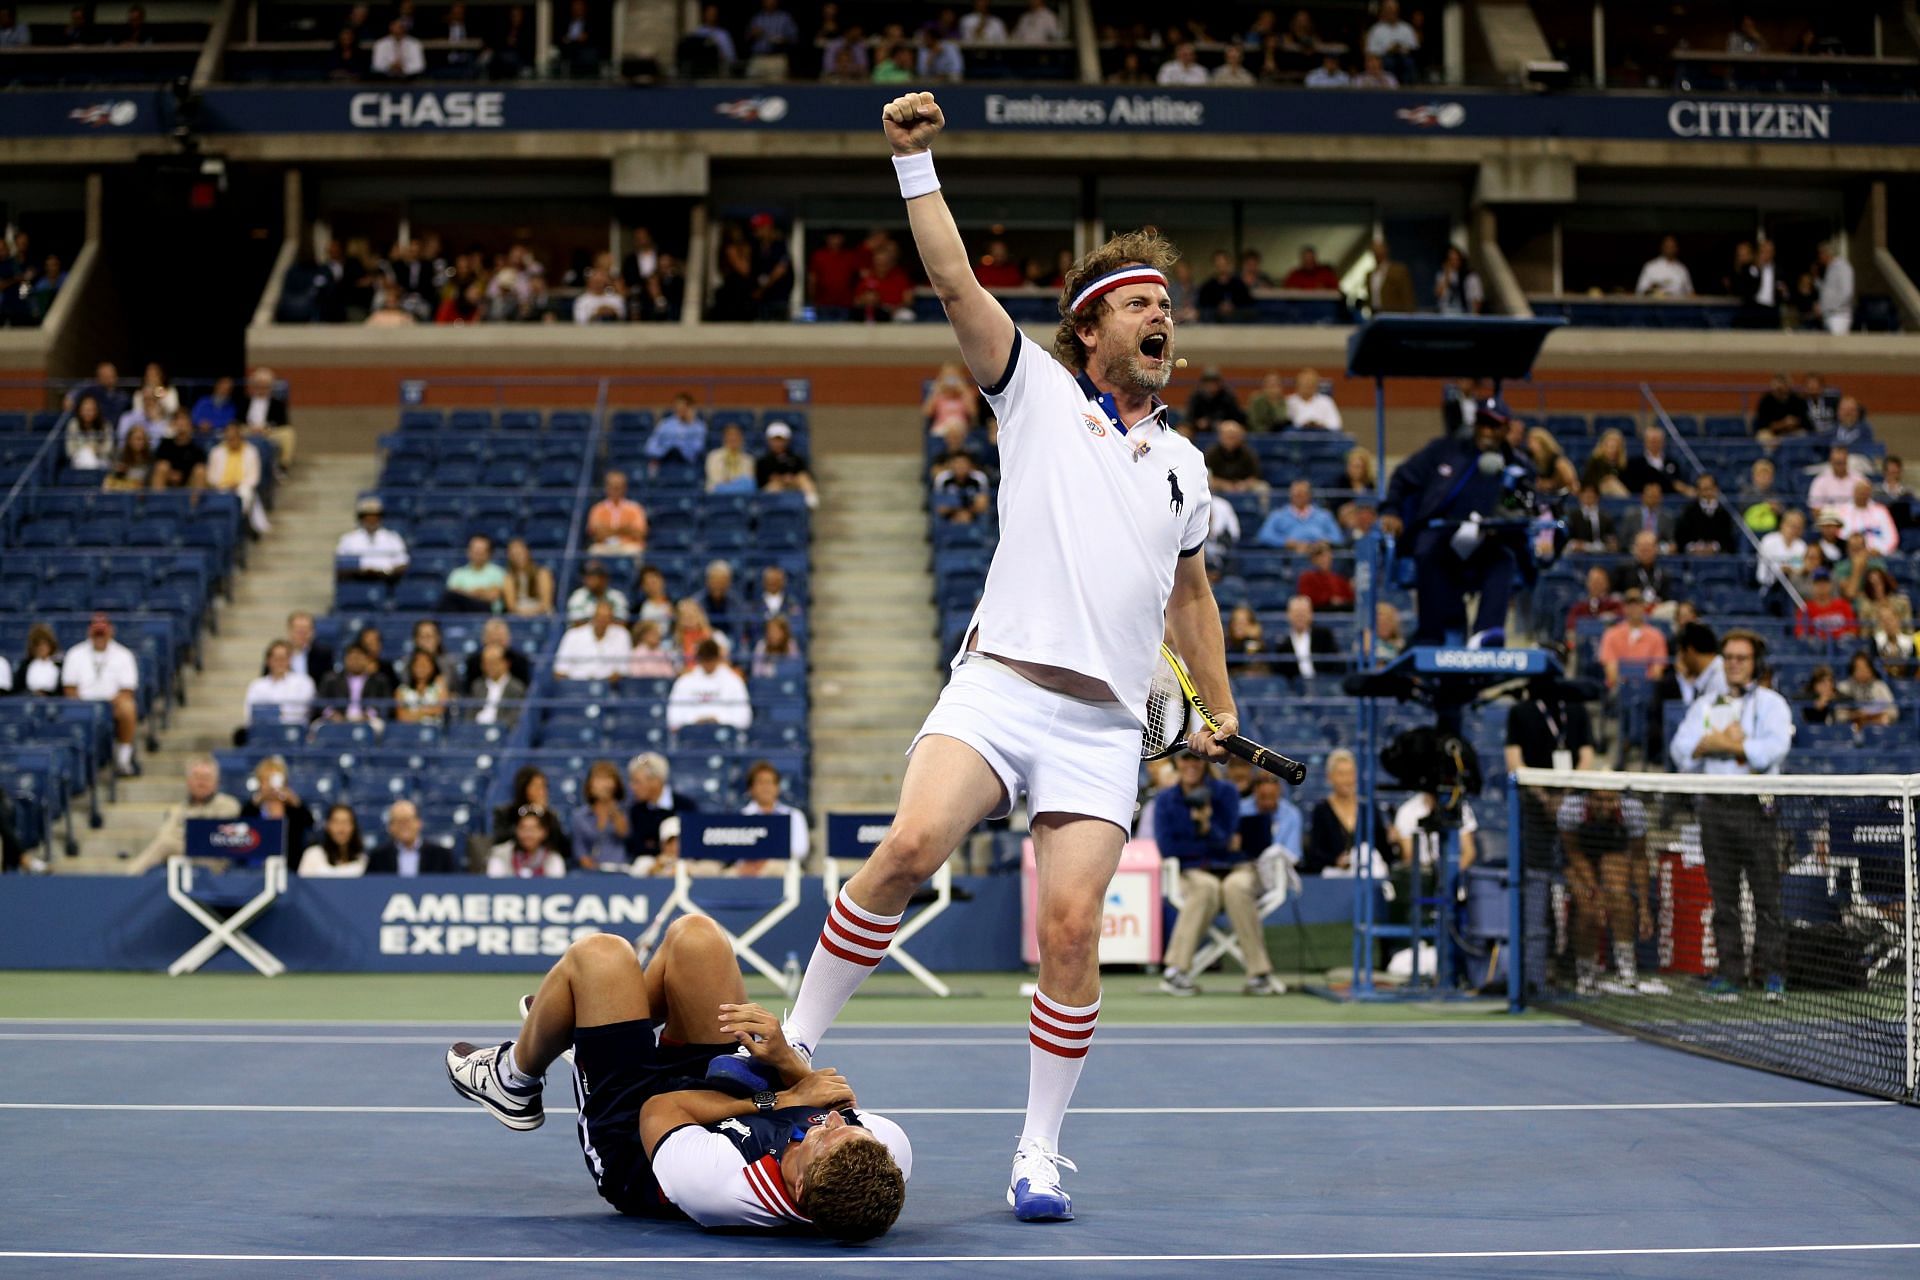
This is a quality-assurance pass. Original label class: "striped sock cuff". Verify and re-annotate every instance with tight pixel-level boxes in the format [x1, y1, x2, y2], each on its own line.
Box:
[1028, 990, 1100, 1060]
[816, 888, 903, 968]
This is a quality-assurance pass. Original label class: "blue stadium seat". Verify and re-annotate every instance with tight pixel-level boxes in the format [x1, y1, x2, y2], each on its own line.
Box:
[482, 461, 528, 488]
[549, 410, 592, 433]
[674, 723, 739, 749]
[333, 580, 389, 611]
[535, 460, 577, 489]
[499, 410, 541, 432]
[400, 410, 444, 433]
[449, 409, 494, 433]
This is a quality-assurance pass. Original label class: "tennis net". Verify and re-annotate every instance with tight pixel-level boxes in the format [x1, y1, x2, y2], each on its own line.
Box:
[1513, 768, 1918, 1102]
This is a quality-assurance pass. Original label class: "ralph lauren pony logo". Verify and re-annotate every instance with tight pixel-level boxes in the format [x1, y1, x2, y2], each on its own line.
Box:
[1167, 470, 1184, 516]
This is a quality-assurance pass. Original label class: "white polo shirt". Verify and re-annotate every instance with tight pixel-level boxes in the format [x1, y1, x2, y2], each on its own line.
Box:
[336, 525, 410, 574]
[554, 624, 633, 681]
[965, 332, 1210, 725]
[60, 639, 139, 701]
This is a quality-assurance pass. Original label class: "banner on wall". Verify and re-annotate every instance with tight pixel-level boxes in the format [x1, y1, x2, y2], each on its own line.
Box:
[0, 874, 1024, 973]
[161, 85, 1898, 146]
[0, 89, 170, 138]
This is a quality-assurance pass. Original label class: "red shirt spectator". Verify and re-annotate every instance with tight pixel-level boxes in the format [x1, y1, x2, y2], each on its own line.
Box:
[973, 238, 1026, 290]
[1296, 545, 1354, 611]
[1795, 571, 1858, 639]
[855, 245, 914, 320]
[1284, 247, 1340, 290]
[807, 230, 864, 311]
[1563, 567, 1623, 634]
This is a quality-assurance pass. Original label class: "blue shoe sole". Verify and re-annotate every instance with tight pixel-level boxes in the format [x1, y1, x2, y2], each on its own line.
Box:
[705, 1052, 782, 1096]
[1009, 1181, 1074, 1222]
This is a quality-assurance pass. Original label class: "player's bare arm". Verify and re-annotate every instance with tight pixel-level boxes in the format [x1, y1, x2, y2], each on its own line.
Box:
[883, 90, 1016, 389]
[1165, 552, 1237, 757]
[640, 1068, 858, 1157]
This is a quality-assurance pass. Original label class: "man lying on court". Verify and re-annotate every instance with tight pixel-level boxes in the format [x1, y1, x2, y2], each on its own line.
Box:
[443, 920, 910, 1241]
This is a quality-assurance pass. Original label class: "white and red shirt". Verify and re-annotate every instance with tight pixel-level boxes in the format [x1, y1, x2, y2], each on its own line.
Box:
[651, 1107, 913, 1229]
[963, 331, 1211, 725]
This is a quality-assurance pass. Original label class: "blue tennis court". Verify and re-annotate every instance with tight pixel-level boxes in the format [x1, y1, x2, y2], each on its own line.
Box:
[4, 1016, 1918, 1277]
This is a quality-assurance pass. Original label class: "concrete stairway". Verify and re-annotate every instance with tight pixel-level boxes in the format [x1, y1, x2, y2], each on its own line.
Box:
[64, 455, 377, 872]
[807, 452, 943, 819]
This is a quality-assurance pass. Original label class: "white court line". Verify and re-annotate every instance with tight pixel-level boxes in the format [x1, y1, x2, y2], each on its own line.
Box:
[4, 1243, 1920, 1265]
[0, 1100, 1890, 1117]
[0, 1032, 1624, 1047]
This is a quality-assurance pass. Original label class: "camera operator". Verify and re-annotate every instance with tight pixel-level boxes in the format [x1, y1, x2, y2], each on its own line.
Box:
[1383, 398, 1539, 647]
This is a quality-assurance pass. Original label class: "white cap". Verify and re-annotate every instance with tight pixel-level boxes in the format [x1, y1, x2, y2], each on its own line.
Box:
[765, 421, 792, 441]
[853, 1110, 913, 1180]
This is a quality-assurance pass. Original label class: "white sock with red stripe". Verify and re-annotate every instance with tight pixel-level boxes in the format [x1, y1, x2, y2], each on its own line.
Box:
[1022, 989, 1100, 1149]
[785, 888, 904, 1051]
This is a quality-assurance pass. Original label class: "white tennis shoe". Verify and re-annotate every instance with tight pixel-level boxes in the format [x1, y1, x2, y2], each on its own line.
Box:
[1008, 1136, 1077, 1222]
[445, 1041, 544, 1131]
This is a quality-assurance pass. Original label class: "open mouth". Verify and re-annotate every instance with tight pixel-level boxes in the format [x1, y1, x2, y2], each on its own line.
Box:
[1139, 333, 1168, 362]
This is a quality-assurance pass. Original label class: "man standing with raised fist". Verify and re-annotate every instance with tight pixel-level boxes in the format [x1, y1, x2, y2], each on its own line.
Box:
[775, 90, 1236, 1222]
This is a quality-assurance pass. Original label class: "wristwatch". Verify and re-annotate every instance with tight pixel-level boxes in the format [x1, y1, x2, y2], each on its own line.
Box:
[753, 1090, 778, 1113]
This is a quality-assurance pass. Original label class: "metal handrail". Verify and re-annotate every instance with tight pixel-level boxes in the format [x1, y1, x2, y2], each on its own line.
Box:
[1641, 381, 1805, 612]
[0, 407, 69, 543]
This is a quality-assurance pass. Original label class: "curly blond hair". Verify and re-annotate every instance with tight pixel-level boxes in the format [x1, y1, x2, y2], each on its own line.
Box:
[1050, 228, 1181, 371]
[799, 1135, 907, 1242]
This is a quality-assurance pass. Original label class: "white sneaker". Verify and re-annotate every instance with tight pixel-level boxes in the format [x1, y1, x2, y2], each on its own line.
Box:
[1159, 969, 1199, 997]
[1007, 1136, 1077, 1222]
[1635, 977, 1672, 995]
[445, 1041, 544, 1131]
[518, 994, 573, 1066]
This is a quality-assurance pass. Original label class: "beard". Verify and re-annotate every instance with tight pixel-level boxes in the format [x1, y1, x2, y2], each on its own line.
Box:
[1098, 343, 1172, 395]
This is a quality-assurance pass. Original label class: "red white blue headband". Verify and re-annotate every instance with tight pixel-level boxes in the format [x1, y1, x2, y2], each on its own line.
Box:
[1069, 265, 1168, 315]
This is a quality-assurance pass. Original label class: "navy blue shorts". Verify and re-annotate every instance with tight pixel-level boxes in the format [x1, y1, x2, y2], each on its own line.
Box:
[567, 1018, 734, 1218]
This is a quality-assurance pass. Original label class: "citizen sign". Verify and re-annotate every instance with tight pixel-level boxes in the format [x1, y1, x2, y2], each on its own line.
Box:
[1667, 100, 1830, 141]
[349, 91, 505, 129]
[984, 93, 1205, 127]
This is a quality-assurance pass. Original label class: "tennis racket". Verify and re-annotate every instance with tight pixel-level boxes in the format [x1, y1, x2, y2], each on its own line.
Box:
[1144, 644, 1309, 785]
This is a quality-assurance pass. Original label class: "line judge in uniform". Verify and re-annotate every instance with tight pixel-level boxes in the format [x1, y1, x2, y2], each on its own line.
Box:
[1668, 629, 1795, 1000]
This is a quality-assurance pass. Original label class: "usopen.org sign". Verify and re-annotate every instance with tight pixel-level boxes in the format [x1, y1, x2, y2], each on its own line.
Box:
[377, 891, 648, 956]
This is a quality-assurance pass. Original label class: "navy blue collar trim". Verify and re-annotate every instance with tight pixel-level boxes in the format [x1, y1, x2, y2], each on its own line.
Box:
[1075, 370, 1167, 438]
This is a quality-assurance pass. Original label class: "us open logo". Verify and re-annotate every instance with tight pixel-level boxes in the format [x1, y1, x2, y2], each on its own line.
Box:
[207, 822, 263, 853]
[1082, 412, 1107, 437]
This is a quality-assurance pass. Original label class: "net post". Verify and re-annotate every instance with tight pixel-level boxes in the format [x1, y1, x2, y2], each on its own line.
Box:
[1507, 770, 1523, 1014]
[1904, 780, 1916, 1102]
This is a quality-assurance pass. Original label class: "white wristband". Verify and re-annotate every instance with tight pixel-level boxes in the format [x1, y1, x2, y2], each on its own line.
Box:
[892, 150, 939, 200]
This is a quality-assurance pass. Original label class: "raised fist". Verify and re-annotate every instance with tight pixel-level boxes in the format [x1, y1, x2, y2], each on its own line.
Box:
[882, 91, 944, 155]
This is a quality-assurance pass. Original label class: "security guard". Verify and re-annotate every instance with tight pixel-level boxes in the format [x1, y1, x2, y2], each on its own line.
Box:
[1383, 399, 1535, 646]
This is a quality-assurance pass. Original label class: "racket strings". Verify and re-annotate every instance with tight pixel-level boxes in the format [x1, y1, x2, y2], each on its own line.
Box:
[1142, 659, 1188, 758]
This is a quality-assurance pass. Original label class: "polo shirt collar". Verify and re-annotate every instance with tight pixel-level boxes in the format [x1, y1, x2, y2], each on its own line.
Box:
[1075, 370, 1168, 438]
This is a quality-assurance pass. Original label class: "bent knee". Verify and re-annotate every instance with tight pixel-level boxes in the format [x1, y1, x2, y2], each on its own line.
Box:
[662, 913, 730, 952]
[871, 826, 950, 882]
[567, 931, 641, 972]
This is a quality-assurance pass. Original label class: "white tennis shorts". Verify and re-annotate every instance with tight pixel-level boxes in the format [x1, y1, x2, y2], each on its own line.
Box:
[909, 654, 1142, 830]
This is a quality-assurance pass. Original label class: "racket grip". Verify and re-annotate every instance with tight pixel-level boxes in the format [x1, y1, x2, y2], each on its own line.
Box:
[1221, 735, 1308, 786]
